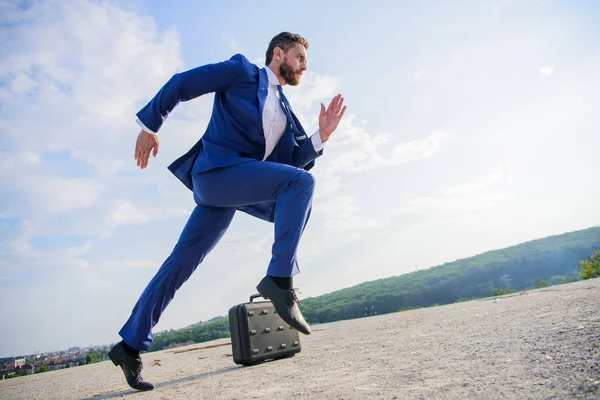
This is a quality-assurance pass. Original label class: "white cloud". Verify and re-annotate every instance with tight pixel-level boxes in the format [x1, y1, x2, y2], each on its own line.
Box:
[109, 200, 151, 226]
[442, 160, 511, 196]
[538, 65, 553, 77]
[32, 177, 104, 214]
[327, 122, 447, 174]
[396, 161, 513, 221]
[8, 234, 33, 256]
[65, 242, 93, 259]
[302, 195, 384, 258]
[6, 234, 93, 269]
[391, 131, 447, 164]
[0, 0, 187, 237]
[0, 0, 183, 172]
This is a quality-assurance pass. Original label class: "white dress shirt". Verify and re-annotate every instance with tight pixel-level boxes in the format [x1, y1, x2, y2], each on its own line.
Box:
[136, 65, 325, 161]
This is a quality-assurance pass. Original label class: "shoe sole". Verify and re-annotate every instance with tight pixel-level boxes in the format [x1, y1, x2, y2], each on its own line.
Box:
[107, 347, 155, 392]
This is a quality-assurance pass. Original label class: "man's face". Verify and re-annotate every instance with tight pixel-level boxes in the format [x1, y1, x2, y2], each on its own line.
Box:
[278, 44, 308, 86]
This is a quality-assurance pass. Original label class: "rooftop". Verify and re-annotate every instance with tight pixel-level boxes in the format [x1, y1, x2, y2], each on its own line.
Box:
[1, 278, 598, 399]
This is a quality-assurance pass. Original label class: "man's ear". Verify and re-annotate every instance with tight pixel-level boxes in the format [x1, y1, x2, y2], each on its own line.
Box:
[274, 47, 283, 62]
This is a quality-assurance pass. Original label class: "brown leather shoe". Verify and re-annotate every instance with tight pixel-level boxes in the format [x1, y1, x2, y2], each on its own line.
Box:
[108, 342, 155, 391]
[256, 276, 311, 335]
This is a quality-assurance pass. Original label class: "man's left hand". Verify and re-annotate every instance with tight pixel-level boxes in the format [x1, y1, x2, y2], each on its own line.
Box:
[319, 94, 347, 142]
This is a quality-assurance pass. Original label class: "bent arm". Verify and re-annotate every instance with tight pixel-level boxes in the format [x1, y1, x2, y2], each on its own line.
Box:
[136, 55, 244, 133]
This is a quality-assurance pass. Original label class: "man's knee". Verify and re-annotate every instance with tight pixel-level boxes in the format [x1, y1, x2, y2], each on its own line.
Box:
[295, 169, 316, 190]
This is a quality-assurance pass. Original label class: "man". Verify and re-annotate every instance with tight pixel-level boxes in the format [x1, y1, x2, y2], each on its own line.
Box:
[108, 32, 346, 391]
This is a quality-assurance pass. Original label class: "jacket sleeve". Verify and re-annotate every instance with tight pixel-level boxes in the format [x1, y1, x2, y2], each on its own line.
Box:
[289, 110, 323, 169]
[292, 134, 323, 169]
[136, 54, 245, 133]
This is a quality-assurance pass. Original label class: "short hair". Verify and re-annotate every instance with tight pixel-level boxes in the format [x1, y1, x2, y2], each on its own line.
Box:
[265, 32, 309, 65]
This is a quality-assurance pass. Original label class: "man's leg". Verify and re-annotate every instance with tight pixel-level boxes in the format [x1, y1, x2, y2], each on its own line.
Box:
[192, 160, 315, 333]
[193, 161, 315, 277]
[109, 204, 235, 390]
[119, 204, 235, 349]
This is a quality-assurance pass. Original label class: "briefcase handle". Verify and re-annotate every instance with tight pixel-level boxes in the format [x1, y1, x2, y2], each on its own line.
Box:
[249, 293, 265, 303]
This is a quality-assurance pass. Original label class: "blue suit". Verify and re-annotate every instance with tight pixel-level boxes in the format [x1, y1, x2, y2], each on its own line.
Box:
[119, 54, 322, 351]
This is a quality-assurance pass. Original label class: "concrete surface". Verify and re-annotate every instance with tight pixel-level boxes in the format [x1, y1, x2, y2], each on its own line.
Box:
[1, 278, 599, 399]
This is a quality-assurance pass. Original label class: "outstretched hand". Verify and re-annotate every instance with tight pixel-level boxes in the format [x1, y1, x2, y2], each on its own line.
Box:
[135, 130, 160, 169]
[319, 94, 347, 142]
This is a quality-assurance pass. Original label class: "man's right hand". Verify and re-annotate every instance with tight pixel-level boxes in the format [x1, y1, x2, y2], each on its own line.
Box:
[135, 130, 160, 169]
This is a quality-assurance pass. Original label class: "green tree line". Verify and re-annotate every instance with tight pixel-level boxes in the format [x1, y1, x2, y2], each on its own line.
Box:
[299, 227, 599, 324]
[149, 318, 230, 352]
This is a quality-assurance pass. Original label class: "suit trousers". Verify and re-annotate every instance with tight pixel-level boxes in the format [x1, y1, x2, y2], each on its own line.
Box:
[118, 160, 315, 351]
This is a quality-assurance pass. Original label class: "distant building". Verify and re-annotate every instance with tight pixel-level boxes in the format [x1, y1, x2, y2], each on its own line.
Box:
[11, 359, 25, 369]
[44, 358, 67, 371]
[0, 364, 14, 375]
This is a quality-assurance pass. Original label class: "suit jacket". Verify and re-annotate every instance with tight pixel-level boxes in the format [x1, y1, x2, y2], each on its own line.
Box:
[136, 54, 322, 222]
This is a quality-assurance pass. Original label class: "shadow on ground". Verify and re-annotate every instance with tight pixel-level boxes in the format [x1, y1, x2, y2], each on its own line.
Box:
[81, 365, 242, 399]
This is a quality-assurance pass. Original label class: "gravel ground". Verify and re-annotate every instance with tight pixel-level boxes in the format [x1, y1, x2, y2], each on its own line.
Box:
[1, 278, 598, 400]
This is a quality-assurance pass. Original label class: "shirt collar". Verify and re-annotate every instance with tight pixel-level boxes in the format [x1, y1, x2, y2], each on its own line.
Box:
[265, 66, 281, 87]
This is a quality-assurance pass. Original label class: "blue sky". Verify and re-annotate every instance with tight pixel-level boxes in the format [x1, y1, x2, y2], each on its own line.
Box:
[1, 0, 599, 357]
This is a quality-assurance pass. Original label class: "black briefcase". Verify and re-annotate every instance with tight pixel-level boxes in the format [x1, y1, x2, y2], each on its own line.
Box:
[228, 293, 301, 365]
